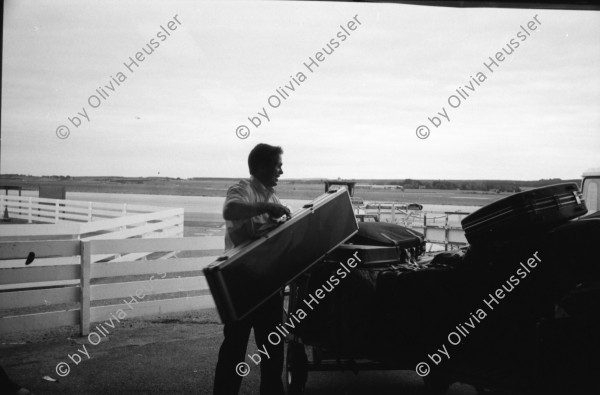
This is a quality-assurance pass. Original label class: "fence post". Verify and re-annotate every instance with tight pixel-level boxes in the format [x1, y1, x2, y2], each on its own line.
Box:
[121, 204, 127, 232]
[28, 197, 32, 223]
[444, 214, 450, 251]
[55, 200, 59, 223]
[88, 202, 93, 222]
[80, 241, 91, 336]
[423, 213, 428, 244]
[391, 203, 396, 223]
[179, 210, 185, 237]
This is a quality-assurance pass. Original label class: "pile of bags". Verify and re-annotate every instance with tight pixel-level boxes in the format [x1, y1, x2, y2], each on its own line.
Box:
[295, 184, 600, 391]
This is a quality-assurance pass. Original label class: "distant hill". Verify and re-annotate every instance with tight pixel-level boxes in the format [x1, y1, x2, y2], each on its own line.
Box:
[0, 175, 581, 193]
[284, 177, 580, 192]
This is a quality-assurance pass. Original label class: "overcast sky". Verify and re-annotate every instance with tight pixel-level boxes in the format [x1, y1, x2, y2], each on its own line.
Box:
[2, 0, 599, 180]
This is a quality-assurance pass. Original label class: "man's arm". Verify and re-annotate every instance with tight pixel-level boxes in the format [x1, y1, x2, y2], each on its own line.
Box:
[223, 201, 291, 221]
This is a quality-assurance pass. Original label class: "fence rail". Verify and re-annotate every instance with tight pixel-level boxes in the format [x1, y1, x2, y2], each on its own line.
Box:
[0, 195, 196, 335]
[355, 201, 471, 250]
[0, 196, 184, 263]
[0, 236, 222, 336]
[0, 195, 171, 225]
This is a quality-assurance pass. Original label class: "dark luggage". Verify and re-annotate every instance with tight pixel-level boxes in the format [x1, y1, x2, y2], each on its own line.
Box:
[461, 183, 587, 247]
[348, 221, 425, 247]
[544, 215, 600, 289]
[537, 284, 600, 393]
[324, 244, 404, 267]
[430, 247, 469, 269]
[346, 221, 426, 260]
[297, 259, 383, 354]
[558, 282, 600, 319]
[203, 188, 358, 324]
[375, 266, 465, 342]
[298, 225, 426, 353]
[298, 258, 467, 361]
[297, 234, 425, 354]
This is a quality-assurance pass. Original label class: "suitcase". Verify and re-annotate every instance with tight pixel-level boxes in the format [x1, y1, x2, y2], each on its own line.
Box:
[544, 214, 600, 288]
[324, 244, 405, 267]
[347, 222, 425, 248]
[373, 265, 475, 363]
[296, 232, 425, 351]
[297, 253, 401, 355]
[536, 291, 600, 393]
[461, 183, 587, 246]
[344, 221, 426, 262]
[203, 187, 358, 324]
[559, 282, 600, 319]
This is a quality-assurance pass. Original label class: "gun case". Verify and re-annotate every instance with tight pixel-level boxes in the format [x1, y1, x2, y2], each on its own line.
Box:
[203, 187, 358, 324]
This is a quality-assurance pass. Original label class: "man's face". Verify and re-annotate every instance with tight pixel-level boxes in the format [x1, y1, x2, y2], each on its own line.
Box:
[258, 154, 283, 188]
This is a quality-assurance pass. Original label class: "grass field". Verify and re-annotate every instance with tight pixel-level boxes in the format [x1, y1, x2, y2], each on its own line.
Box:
[0, 177, 509, 207]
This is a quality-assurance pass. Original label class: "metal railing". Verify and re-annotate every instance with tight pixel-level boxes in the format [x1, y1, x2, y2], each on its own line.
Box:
[354, 201, 471, 251]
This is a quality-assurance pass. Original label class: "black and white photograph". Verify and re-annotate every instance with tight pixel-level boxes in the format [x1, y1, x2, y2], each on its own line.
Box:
[1, 0, 599, 394]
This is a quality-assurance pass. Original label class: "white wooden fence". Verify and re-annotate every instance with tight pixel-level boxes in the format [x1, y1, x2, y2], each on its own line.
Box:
[0, 196, 184, 263]
[412, 211, 469, 251]
[0, 236, 222, 335]
[0, 194, 175, 224]
[0, 196, 209, 335]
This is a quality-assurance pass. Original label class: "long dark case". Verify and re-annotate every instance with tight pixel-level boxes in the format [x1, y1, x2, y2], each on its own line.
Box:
[461, 183, 587, 246]
[203, 188, 358, 324]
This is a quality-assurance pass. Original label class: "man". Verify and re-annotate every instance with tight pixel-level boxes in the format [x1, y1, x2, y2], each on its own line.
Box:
[213, 143, 291, 395]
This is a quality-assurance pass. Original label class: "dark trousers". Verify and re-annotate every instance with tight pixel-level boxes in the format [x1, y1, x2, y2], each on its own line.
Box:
[0, 366, 21, 394]
[213, 293, 284, 395]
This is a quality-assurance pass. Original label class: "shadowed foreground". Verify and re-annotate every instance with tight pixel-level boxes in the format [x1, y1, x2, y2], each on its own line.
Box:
[0, 309, 486, 395]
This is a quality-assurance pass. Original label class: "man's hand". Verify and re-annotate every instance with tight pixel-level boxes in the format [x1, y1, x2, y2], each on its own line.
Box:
[264, 203, 291, 219]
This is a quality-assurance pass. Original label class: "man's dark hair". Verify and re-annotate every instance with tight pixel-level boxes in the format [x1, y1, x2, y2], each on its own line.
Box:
[248, 143, 283, 176]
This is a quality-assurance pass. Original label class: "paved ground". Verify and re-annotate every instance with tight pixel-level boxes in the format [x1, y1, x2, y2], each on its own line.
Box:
[1, 309, 483, 395]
